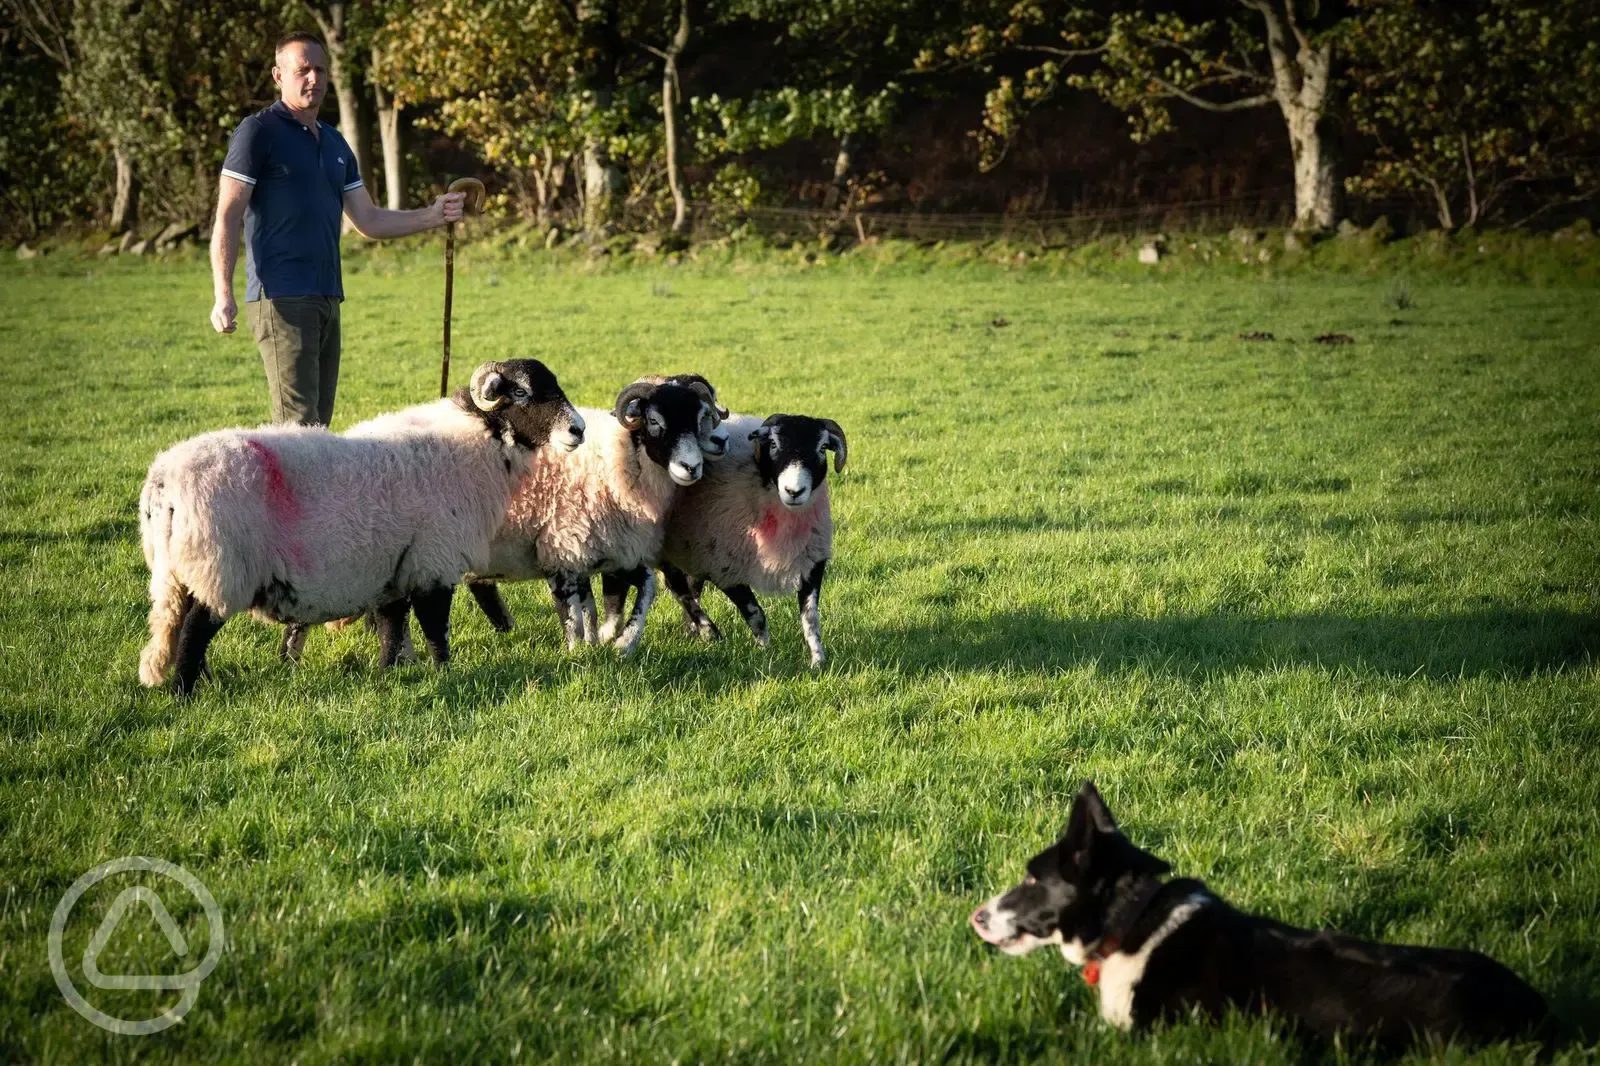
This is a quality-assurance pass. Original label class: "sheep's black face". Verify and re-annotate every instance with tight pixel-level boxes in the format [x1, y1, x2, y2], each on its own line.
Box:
[658, 373, 730, 457]
[615, 382, 709, 486]
[750, 415, 847, 510]
[468, 360, 585, 452]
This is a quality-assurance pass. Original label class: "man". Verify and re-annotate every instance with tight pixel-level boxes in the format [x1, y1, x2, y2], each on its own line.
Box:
[209, 32, 466, 426]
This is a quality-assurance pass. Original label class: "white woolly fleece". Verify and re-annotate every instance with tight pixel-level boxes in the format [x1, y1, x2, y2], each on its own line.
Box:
[141, 398, 526, 625]
[662, 413, 834, 594]
[477, 407, 681, 581]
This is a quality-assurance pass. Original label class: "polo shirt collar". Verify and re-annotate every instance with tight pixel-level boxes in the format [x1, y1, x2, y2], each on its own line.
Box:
[268, 100, 329, 131]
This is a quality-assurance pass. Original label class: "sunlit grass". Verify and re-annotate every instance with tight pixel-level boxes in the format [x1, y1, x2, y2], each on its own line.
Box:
[1, 249, 1597, 1063]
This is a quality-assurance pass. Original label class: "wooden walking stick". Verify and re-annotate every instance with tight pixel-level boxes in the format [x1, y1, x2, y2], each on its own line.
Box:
[440, 177, 487, 397]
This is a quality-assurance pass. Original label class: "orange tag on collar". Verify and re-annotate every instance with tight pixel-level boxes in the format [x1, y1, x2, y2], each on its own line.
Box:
[1083, 959, 1101, 986]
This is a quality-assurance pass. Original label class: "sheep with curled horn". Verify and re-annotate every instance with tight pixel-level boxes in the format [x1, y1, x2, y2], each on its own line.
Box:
[464, 375, 726, 656]
[137, 360, 584, 694]
[660, 411, 846, 668]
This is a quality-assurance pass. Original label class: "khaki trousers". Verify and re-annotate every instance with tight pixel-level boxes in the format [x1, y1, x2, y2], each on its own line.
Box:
[247, 296, 341, 425]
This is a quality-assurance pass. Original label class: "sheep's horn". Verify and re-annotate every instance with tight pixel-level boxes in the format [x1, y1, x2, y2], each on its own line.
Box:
[613, 382, 656, 429]
[820, 418, 847, 473]
[469, 364, 509, 412]
[683, 378, 728, 421]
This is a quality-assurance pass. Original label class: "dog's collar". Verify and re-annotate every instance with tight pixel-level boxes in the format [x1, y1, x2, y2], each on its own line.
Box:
[1082, 877, 1167, 987]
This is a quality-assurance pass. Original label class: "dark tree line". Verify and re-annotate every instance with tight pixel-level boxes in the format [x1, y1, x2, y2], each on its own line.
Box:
[2, 0, 1596, 240]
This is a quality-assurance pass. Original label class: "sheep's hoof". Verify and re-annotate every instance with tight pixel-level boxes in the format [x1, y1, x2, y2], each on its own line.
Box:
[808, 653, 826, 670]
[280, 624, 308, 663]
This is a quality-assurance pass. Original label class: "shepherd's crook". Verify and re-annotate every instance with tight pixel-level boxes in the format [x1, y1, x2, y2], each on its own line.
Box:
[440, 177, 487, 397]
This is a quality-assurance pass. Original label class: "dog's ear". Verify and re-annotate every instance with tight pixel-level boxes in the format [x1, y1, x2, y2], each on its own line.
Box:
[1078, 780, 1119, 834]
[1059, 781, 1102, 866]
[1104, 834, 1172, 879]
[1061, 781, 1169, 876]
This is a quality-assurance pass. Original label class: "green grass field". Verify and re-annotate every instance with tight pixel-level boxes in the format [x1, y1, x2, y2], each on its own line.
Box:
[2, 246, 1598, 1064]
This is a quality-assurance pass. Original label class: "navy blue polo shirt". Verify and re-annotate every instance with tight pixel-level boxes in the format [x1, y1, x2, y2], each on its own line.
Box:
[221, 101, 362, 302]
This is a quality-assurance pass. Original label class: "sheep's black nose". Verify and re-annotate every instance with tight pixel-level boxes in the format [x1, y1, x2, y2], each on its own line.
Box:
[971, 907, 990, 931]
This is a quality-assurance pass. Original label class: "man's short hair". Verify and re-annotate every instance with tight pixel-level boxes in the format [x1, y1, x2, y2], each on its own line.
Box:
[275, 31, 323, 57]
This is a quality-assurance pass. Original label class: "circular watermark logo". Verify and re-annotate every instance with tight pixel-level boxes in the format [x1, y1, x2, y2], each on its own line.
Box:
[48, 857, 225, 1035]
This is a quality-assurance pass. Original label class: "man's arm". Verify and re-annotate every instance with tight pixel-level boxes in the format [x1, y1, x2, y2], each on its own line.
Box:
[210, 176, 253, 334]
[342, 185, 465, 240]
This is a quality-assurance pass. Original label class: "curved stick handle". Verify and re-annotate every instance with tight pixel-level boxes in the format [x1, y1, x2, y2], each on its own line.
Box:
[447, 177, 486, 215]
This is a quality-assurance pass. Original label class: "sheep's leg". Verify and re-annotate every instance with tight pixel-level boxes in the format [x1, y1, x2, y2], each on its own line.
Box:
[469, 581, 515, 633]
[578, 581, 598, 643]
[661, 563, 721, 641]
[612, 567, 656, 657]
[280, 623, 308, 663]
[720, 585, 769, 649]
[597, 570, 629, 644]
[375, 599, 411, 668]
[139, 573, 192, 687]
[549, 574, 589, 649]
[172, 602, 226, 697]
[411, 586, 454, 666]
[797, 559, 828, 668]
[546, 577, 573, 640]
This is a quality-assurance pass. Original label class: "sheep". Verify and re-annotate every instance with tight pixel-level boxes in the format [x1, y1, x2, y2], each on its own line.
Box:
[660, 413, 846, 668]
[464, 376, 723, 656]
[522, 372, 731, 644]
[137, 360, 584, 694]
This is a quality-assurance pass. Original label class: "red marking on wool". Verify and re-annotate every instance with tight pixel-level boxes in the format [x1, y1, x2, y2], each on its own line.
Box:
[757, 504, 813, 545]
[246, 439, 301, 520]
[1083, 959, 1101, 986]
[247, 439, 309, 566]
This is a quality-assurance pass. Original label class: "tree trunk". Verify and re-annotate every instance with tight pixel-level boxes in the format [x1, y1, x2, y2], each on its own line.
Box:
[579, 0, 623, 238]
[371, 61, 405, 210]
[582, 120, 624, 237]
[310, 3, 372, 227]
[824, 132, 854, 211]
[1285, 105, 1338, 230]
[1252, 2, 1339, 230]
[661, 0, 693, 234]
[110, 142, 139, 235]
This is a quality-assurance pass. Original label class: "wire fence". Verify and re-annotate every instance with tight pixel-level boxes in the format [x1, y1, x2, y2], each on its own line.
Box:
[540, 182, 1583, 246]
[592, 184, 1413, 244]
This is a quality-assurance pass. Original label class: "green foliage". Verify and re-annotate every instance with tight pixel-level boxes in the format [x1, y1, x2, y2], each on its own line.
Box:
[927, 4, 1280, 171]
[1341, 0, 1600, 229]
[689, 83, 900, 156]
[58, 0, 277, 223]
[372, 0, 588, 214]
[0, 45, 97, 239]
[2, 255, 1598, 1062]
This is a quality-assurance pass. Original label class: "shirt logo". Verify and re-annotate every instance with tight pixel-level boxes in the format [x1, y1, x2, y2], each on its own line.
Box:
[337, 156, 345, 164]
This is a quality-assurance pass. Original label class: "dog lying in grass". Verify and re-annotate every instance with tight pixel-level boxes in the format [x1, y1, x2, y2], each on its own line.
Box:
[971, 782, 1548, 1051]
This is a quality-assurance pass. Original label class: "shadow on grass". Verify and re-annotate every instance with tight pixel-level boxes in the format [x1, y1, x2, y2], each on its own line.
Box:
[862, 608, 1598, 679]
[0, 516, 137, 546]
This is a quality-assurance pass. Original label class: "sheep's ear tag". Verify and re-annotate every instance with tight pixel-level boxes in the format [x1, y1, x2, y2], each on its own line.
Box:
[474, 372, 507, 412]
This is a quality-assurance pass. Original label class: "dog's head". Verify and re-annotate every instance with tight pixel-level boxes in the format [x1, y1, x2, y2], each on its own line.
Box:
[970, 782, 1170, 961]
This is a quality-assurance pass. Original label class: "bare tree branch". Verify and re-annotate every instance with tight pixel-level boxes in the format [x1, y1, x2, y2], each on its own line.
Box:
[1151, 78, 1274, 113]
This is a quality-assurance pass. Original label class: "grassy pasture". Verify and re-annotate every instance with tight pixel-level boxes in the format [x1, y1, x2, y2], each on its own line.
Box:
[1, 247, 1597, 1064]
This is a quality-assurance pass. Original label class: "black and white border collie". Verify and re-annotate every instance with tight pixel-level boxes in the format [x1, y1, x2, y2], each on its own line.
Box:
[972, 782, 1548, 1050]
